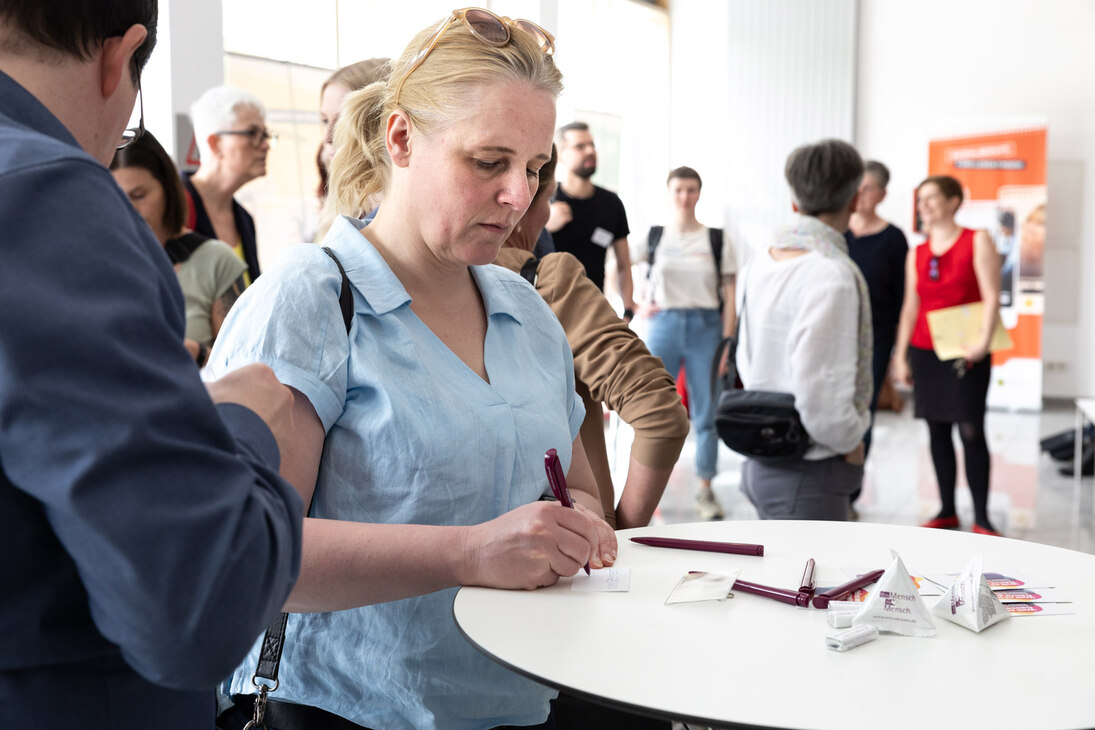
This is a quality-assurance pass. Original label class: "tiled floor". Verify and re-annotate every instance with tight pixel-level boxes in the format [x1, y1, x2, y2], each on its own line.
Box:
[608, 398, 1095, 554]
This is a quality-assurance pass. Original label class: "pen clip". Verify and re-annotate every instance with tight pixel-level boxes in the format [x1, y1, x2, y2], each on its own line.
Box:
[544, 448, 573, 508]
[799, 558, 816, 595]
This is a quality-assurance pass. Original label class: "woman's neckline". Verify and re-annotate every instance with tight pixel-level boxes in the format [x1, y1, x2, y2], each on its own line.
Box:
[927, 225, 963, 256]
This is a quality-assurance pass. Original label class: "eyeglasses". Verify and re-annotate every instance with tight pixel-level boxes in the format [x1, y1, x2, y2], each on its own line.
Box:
[216, 126, 279, 148]
[928, 255, 940, 282]
[117, 76, 144, 150]
[394, 7, 555, 105]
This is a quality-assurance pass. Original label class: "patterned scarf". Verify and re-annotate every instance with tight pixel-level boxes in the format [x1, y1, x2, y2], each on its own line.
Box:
[770, 214, 873, 415]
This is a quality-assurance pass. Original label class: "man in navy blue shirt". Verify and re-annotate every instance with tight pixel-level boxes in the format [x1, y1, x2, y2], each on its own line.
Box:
[0, 2, 303, 727]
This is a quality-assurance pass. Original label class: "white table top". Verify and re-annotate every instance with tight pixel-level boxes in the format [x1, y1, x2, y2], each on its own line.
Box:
[1078, 397, 1095, 422]
[453, 520, 1095, 730]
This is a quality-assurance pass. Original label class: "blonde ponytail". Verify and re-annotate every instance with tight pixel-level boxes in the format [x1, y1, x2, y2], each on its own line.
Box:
[326, 80, 389, 222]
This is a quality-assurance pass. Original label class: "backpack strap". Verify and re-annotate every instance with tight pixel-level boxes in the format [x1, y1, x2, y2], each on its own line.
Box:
[712, 289, 747, 396]
[321, 246, 354, 335]
[163, 232, 209, 266]
[709, 227, 725, 312]
[646, 225, 665, 273]
[519, 255, 539, 286]
[709, 227, 724, 277]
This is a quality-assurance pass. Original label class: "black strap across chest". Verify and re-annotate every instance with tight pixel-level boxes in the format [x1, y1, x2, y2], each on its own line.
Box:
[250, 246, 353, 693]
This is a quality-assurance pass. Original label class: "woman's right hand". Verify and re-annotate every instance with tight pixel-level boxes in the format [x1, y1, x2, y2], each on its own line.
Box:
[891, 355, 913, 387]
[462, 500, 607, 590]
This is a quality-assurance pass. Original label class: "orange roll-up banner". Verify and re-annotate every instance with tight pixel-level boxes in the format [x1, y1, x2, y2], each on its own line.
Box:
[927, 122, 1047, 411]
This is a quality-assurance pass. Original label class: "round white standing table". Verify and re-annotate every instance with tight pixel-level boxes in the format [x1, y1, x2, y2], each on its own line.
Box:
[453, 520, 1095, 730]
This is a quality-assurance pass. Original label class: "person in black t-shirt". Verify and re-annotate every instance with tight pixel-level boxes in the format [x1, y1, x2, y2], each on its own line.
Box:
[546, 121, 636, 319]
[845, 160, 908, 456]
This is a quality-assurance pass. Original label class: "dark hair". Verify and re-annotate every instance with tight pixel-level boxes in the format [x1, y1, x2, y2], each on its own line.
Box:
[535, 144, 558, 202]
[918, 174, 964, 205]
[784, 138, 863, 216]
[863, 160, 890, 189]
[667, 166, 702, 189]
[0, 0, 157, 79]
[555, 121, 589, 146]
[110, 130, 187, 236]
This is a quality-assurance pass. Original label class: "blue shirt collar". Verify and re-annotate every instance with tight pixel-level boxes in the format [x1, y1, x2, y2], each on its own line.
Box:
[322, 215, 524, 324]
[0, 69, 82, 150]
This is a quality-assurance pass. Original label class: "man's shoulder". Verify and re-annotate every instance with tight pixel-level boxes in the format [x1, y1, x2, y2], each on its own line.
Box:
[592, 185, 623, 204]
[0, 118, 99, 182]
[0, 123, 143, 234]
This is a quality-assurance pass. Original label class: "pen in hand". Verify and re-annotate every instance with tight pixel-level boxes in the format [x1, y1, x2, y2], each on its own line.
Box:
[544, 448, 591, 575]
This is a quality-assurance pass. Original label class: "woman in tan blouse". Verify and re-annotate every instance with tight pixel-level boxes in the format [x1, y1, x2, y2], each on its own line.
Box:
[494, 146, 689, 530]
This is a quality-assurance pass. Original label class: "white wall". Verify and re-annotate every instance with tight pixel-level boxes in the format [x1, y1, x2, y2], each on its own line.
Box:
[856, 0, 1095, 398]
[554, 0, 671, 251]
[669, 0, 857, 269]
[143, 0, 224, 160]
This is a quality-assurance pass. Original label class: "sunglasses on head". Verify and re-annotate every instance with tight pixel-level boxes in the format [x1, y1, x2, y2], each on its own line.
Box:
[394, 7, 555, 106]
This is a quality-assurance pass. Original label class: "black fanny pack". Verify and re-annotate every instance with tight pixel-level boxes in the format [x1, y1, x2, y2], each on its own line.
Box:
[712, 292, 810, 461]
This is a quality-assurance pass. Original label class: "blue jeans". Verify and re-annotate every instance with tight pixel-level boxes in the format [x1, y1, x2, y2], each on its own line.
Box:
[645, 308, 722, 480]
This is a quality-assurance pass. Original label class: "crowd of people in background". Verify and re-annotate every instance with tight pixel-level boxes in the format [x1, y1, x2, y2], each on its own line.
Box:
[2, 2, 1008, 729]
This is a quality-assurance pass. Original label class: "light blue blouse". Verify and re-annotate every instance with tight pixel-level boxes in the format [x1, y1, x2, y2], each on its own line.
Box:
[207, 216, 584, 729]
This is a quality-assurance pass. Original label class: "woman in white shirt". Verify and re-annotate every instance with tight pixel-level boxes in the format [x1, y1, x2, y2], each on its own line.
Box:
[642, 167, 736, 520]
[735, 140, 871, 520]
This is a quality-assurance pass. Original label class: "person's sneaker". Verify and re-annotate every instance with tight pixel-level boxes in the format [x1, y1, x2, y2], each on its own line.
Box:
[695, 489, 724, 521]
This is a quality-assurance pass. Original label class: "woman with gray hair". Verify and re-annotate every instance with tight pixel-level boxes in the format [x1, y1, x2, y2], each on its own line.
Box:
[184, 85, 274, 284]
[734, 139, 872, 520]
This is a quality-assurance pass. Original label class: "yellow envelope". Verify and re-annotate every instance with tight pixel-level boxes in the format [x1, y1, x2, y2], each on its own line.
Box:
[926, 302, 1012, 361]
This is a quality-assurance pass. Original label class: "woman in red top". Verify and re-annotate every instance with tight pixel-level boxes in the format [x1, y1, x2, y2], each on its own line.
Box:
[892, 175, 1002, 536]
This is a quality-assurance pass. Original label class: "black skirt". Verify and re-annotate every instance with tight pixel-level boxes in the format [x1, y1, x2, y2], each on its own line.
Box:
[909, 345, 990, 422]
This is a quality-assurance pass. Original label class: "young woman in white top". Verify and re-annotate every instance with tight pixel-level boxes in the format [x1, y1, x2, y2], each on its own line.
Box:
[641, 167, 736, 520]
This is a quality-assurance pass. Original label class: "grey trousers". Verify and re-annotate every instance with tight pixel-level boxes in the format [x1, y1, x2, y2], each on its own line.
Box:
[741, 457, 863, 520]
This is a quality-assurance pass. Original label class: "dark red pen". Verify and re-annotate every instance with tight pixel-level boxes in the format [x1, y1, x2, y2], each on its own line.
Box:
[544, 448, 590, 575]
[733, 578, 813, 607]
[630, 537, 764, 557]
[811, 569, 885, 609]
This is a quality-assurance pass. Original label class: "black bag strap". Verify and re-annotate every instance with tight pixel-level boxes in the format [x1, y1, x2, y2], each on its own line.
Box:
[646, 225, 664, 271]
[322, 246, 354, 334]
[712, 290, 747, 397]
[708, 227, 724, 281]
[239, 247, 352, 728]
[519, 255, 539, 285]
[253, 612, 289, 686]
[163, 232, 209, 265]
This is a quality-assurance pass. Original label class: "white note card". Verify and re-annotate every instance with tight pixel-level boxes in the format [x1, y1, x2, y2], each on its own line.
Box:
[571, 567, 631, 592]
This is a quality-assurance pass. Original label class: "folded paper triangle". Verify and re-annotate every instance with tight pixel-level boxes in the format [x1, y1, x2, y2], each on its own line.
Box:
[931, 555, 1011, 632]
[852, 551, 936, 637]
